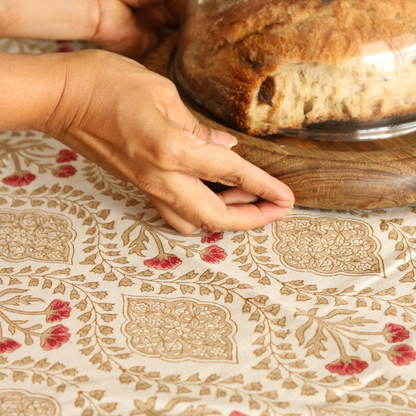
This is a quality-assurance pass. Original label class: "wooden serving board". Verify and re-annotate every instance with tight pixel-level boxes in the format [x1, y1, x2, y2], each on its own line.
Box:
[145, 33, 416, 210]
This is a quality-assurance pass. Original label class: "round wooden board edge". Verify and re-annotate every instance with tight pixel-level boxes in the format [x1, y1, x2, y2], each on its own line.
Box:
[144, 33, 416, 210]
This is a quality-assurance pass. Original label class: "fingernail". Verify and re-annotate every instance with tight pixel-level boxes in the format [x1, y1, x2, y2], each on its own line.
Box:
[274, 201, 294, 210]
[242, 195, 259, 204]
[275, 208, 292, 220]
[211, 129, 238, 148]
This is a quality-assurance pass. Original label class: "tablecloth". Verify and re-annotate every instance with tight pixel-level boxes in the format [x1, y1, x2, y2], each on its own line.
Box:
[0, 38, 416, 416]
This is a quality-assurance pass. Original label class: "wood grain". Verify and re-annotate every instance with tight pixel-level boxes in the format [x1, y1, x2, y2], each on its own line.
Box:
[145, 33, 416, 210]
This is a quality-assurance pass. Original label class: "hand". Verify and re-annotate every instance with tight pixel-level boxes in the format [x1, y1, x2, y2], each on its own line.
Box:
[42, 50, 294, 234]
[0, 0, 184, 61]
[91, 0, 185, 60]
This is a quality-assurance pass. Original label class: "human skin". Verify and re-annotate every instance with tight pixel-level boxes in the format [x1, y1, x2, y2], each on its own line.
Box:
[0, 0, 295, 233]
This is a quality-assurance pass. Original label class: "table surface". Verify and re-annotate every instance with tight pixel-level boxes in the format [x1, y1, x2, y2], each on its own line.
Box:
[0, 38, 416, 416]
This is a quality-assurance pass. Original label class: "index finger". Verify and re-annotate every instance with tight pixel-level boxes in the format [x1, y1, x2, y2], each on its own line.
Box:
[172, 134, 295, 207]
[153, 171, 293, 232]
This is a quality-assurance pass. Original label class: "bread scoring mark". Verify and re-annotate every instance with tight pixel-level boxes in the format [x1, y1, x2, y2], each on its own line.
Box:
[258, 76, 276, 107]
[251, 60, 262, 70]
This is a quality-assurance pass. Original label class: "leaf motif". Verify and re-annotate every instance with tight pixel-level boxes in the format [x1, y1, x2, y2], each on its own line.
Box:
[239, 264, 252, 272]
[321, 309, 356, 320]
[249, 270, 261, 279]
[180, 285, 195, 295]
[282, 377, 297, 389]
[301, 384, 318, 396]
[249, 311, 261, 321]
[253, 347, 267, 356]
[281, 287, 294, 295]
[249, 398, 260, 410]
[296, 318, 313, 346]
[326, 390, 340, 403]
[229, 394, 243, 403]
[221, 374, 243, 384]
[347, 394, 362, 403]
[252, 357, 271, 370]
[366, 376, 387, 388]
[34, 359, 50, 369]
[12, 371, 28, 382]
[391, 395, 406, 406]
[232, 234, 245, 243]
[403, 226, 416, 236]
[120, 218, 142, 247]
[388, 230, 399, 240]
[400, 271, 415, 283]
[369, 394, 388, 402]
[233, 245, 246, 256]
[267, 368, 282, 380]
[305, 326, 327, 359]
[375, 288, 396, 296]
[234, 256, 248, 264]
[264, 304, 280, 315]
[24, 333, 33, 346]
[385, 306, 397, 316]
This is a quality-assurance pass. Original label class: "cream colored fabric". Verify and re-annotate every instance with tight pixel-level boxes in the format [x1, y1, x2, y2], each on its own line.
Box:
[0, 38, 415, 416]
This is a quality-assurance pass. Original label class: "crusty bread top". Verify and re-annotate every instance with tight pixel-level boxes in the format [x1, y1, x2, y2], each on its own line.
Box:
[180, 0, 416, 133]
[202, 0, 416, 68]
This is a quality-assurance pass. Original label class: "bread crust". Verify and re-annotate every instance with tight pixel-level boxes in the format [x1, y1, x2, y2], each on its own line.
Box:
[178, 0, 416, 135]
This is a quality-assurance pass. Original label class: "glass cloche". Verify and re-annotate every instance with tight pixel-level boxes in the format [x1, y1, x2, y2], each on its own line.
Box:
[174, 0, 416, 140]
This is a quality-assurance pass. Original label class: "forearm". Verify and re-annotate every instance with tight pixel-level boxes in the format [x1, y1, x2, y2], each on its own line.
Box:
[0, 51, 68, 132]
[0, 0, 98, 40]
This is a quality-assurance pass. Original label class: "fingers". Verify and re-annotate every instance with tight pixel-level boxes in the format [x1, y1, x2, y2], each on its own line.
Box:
[148, 194, 199, 234]
[184, 140, 294, 205]
[152, 173, 292, 232]
[152, 112, 295, 206]
[156, 97, 291, 203]
[149, 177, 290, 233]
[126, 112, 295, 231]
[127, 112, 293, 231]
[216, 188, 259, 205]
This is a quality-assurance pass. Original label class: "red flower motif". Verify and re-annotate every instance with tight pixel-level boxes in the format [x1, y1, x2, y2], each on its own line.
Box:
[230, 412, 248, 416]
[200, 245, 226, 264]
[325, 357, 368, 375]
[144, 254, 182, 270]
[56, 149, 78, 163]
[0, 338, 21, 354]
[41, 325, 71, 351]
[45, 299, 72, 323]
[2, 172, 36, 187]
[54, 165, 76, 178]
[384, 323, 410, 343]
[201, 230, 223, 244]
[388, 344, 416, 366]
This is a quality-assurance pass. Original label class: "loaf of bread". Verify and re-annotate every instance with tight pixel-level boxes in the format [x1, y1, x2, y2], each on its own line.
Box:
[177, 0, 416, 135]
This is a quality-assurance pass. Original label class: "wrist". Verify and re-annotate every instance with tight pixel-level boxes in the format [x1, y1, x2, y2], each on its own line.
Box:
[0, 0, 99, 41]
[0, 52, 69, 132]
[41, 49, 106, 140]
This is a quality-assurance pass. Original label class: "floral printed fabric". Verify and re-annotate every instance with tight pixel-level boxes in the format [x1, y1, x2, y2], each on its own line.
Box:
[0, 38, 415, 416]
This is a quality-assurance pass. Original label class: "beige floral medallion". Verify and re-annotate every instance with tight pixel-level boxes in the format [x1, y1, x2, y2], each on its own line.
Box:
[122, 296, 237, 362]
[272, 215, 385, 276]
[0, 210, 74, 263]
[0, 389, 60, 416]
[311, 405, 416, 416]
